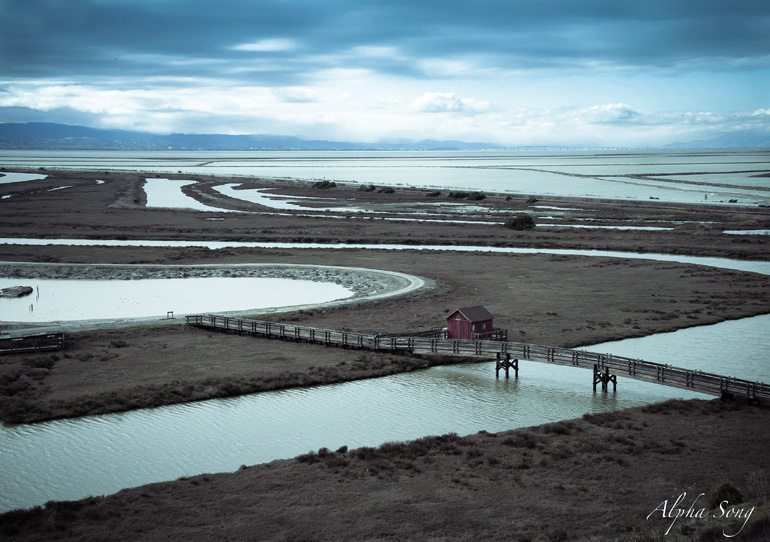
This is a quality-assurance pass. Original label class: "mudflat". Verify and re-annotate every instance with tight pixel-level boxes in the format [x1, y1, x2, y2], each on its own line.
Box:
[1, 168, 769, 540]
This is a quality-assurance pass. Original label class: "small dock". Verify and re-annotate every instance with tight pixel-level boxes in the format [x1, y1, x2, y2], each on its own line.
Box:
[186, 314, 769, 403]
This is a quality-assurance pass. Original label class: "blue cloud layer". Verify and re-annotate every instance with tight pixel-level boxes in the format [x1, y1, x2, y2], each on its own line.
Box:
[3, 0, 769, 83]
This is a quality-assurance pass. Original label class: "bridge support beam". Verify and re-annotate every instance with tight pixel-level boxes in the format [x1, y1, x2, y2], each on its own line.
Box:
[496, 354, 518, 379]
[593, 364, 617, 392]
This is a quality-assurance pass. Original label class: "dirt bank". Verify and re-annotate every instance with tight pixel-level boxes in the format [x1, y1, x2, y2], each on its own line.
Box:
[1, 169, 769, 541]
[2, 170, 770, 425]
[2, 399, 768, 541]
[0, 168, 768, 260]
[0, 262, 428, 331]
[3, 249, 770, 425]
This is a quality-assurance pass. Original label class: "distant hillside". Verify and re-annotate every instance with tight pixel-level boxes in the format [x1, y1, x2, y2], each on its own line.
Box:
[0, 122, 498, 151]
[664, 133, 770, 149]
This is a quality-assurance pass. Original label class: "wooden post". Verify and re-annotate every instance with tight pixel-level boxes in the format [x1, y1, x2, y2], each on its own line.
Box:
[593, 364, 617, 392]
[496, 354, 518, 379]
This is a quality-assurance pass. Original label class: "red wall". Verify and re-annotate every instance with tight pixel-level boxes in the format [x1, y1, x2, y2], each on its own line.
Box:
[447, 312, 493, 340]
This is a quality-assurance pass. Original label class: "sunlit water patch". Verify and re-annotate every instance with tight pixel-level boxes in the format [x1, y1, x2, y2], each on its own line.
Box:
[0, 277, 352, 323]
[723, 229, 770, 235]
[3, 149, 768, 204]
[583, 313, 770, 383]
[213, 183, 360, 213]
[144, 178, 242, 212]
[0, 172, 47, 185]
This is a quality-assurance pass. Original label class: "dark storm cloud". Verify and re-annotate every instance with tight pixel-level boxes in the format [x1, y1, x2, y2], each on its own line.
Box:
[2, 0, 768, 84]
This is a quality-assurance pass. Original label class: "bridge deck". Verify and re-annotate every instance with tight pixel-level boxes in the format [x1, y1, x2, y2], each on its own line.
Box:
[186, 314, 769, 402]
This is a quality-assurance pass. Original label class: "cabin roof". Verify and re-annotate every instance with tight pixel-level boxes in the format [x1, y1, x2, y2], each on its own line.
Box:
[449, 305, 494, 323]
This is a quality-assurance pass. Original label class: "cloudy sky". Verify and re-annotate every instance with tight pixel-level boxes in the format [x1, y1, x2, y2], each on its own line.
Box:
[1, 0, 768, 146]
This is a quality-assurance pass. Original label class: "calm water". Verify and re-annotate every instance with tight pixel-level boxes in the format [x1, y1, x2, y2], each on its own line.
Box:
[2, 312, 768, 513]
[0, 150, 768, 511]
[0, 277, 352, 323]
[3, 238, 770, 276]
[2, 149, 769, 204]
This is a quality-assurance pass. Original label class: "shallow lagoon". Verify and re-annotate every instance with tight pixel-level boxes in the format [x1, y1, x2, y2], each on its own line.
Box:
[0, 277, 352, 323]
[3, 149, 768, 204]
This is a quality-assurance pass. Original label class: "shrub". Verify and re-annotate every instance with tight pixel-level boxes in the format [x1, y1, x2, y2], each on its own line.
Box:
[543, 422, 572, 435]
[358, 184, 376, 192]
[313, 180, 337, 189]
[448, 191, 471, 199]
[378, 187, 395, 194]
[296, 451, 320, 464]
[355, 446, 381, 461]
[426, 191, 441, 197]
[526, 196, 538, 204]
[501, 432, 540, 449]
[448, 191, 485, 200]
[708, 480, 743, 510]
[467, 191, 486, 200]
[504, 214, 535, 230]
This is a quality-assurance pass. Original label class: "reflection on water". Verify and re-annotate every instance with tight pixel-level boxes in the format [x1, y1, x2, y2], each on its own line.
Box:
[3, 238, 769, 275]
[2, 149, 768, 204]
[144, 178, 241, 212]
[583, 313, 770, 383]
[7, 311, 768, 513]
[0, 353, 708, 513]
[0, 234, 768, 512]
[214, 183, 359, 213]
[0, 277, 352, 323]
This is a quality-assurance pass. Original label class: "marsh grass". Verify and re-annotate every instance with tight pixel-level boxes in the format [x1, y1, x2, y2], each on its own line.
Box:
[1, 399, 768, 541]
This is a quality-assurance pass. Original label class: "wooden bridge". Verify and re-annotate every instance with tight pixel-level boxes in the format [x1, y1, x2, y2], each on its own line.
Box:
[186, 314, 769, 403]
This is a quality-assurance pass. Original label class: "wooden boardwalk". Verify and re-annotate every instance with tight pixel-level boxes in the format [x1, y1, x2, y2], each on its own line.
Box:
[0, 326, 64, 355]
[186, 314, 769, 403]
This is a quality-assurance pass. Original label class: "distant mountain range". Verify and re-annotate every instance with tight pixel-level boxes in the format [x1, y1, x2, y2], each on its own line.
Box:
[663, 132, 770, 149]
[0, 122, 497, 151]
[0, 122, 768, 151]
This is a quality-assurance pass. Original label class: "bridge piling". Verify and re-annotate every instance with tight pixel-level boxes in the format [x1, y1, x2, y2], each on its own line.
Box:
[593, 363, 617, 392]
[496, 353, 518, 379]
[184, 314, 768, 402]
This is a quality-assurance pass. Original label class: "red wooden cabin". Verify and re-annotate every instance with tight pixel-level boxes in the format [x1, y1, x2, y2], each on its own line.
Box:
[446, 305, 506, 340]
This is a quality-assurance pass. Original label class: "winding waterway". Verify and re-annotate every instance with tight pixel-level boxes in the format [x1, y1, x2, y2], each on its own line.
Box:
[0, 243, 768, 513]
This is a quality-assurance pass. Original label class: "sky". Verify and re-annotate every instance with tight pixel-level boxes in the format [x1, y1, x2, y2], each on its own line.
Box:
[1, 0, 769, 147]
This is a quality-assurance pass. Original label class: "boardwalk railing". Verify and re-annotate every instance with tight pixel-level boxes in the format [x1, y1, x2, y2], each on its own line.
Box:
[186, 314, 769, 402]
[0, 330, 64, 355]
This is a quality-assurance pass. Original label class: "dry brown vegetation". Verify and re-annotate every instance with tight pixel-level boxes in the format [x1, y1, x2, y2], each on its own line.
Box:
[0, 325, 465, 424]
[1, 399, 768, 541]
[1, 169, 770, 540]
[2, 250, 770, 424]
